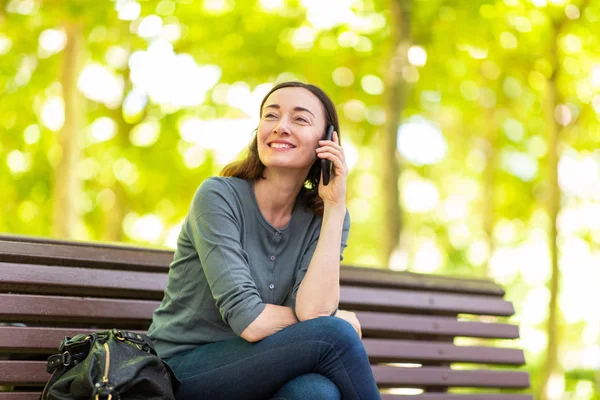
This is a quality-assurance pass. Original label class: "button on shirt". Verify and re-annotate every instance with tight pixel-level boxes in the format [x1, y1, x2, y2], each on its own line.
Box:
[147, 176, 351, 359]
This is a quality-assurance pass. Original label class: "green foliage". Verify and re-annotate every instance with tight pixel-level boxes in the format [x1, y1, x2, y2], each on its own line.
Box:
[1, 0, 599, 398]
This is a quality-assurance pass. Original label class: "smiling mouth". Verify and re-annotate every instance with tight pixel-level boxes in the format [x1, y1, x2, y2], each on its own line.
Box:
[268, 144, 296, 149]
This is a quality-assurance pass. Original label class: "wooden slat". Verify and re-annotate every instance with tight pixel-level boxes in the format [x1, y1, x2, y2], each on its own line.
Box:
[0, 294, 158, 325]
[0, 361, 48, 385]
[0, 303, 520, 342]
[0, 395, 43, 400]
[340, 266, 504, 296]
[0, 235, 505, 295]
[356, 311, 520, 339]
[381, 395, 533, 400]
[0, 264, 511, 315]
[0, 262, 504, 300]
[0, 238, 172, 272]
[0, 326, 144, 353]
[362, 339, 525, 365]
[0, 392, 535, 400]
[372, 366, 530, 389]
[0, 361, 530, 388]
[0, 262, 166, 300]
[0, 327, 524, 366]
[342, 287, 515, 316]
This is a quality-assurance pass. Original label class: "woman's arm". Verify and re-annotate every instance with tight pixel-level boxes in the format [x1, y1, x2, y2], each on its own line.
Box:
[294, 203, 347, 321]
[240, 304, 298, 342]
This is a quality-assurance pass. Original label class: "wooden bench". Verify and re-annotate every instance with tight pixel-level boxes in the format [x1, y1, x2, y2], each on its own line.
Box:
[0, 234, 532, 399]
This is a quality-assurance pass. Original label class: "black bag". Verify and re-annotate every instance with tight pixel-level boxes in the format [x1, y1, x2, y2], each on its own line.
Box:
[41, 329, 180, 400]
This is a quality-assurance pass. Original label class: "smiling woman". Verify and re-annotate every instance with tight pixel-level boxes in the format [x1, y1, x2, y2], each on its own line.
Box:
[220, 81, 344, 217]
[146, 81, 381, 399]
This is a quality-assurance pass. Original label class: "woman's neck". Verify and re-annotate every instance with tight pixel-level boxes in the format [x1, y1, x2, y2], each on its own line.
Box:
[253, 176, 303, 228]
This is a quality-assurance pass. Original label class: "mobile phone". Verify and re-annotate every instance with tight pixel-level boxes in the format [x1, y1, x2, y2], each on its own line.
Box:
[321, 125, 335, 186]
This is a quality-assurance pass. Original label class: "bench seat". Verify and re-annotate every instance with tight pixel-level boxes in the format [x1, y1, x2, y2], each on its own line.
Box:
[0, 234, 532, 398]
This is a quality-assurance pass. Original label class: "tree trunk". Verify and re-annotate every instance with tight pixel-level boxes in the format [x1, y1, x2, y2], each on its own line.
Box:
[540, 20, 562, 400]
[52, 21, 84, 239]
[482, 106, 496, 278]
[102, 30, 134, 243]
[382, 0, 411, 265]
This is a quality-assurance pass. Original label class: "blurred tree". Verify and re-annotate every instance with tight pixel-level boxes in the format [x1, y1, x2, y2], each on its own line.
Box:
[52, 20, 83, 238]
[381, 0, 410, 264]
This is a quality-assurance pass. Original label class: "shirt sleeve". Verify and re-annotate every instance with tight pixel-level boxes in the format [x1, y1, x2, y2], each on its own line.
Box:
[186, 177, 266, 336]
[290, 208, 351, 319]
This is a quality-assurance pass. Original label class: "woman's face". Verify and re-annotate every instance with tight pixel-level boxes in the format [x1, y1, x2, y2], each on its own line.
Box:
[257, 87, 327, 174]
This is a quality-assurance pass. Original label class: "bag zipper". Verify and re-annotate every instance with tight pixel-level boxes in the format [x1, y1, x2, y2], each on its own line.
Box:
[102, 342, 111, 383]
[94, 342, 113, 400]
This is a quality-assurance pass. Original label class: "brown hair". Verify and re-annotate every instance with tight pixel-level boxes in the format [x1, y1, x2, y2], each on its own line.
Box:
[219, 81, 340, 216]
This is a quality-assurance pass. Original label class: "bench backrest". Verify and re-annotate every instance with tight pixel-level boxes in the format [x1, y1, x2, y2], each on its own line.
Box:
[0, 235, 532, 399]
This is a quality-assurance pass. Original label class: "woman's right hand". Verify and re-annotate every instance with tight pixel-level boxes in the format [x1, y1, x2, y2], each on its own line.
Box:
[335, 310, 362, 339]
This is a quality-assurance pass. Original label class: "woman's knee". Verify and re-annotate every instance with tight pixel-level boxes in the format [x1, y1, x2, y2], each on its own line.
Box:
[270, 373, 340, 400]
[300, 316, 362, 347]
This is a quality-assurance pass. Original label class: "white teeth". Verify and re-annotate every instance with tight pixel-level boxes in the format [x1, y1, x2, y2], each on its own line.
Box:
[270, 143, 294, 149]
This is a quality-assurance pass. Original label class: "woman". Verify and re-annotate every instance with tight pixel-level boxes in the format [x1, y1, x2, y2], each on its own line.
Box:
[147, 81, 381, 400]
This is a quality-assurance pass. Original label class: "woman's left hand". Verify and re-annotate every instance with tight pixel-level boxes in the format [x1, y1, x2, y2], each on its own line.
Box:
[316, 130, 348, 206]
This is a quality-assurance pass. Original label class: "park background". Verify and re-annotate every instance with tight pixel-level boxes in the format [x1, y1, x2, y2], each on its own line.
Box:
[1, 0, 599, 398]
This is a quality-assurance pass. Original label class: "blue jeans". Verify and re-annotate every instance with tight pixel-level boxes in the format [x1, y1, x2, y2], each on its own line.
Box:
[164, 316, 381, 400]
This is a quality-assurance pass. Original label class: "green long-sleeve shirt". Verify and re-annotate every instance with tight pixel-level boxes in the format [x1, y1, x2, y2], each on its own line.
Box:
[147, 176, 350, 358]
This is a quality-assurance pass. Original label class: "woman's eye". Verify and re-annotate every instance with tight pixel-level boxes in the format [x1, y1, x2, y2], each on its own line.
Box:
[296, 117, 308, 123]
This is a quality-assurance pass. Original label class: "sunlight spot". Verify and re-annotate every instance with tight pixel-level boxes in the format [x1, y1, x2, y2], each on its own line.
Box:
[105, 46, 129, 69]
[203, 0, 233, 14]
[366, 106, 386, 126]
[466, 240, 490, 267]
[113, 158, 139, 185]
[402, 66, 419, 83]
[40, 96, 65, 131]
[343, 100, 366, 122]
[183, 145, 207, 169]
[545, 372, 565, 400]
[130, 120, 160, 147]
[332, 67, 354, 87]
[338, 31, 358, 47]
[0, 34, 13, 55]
[301, 0, 355, 30]
[7, 150, 30, 174]
[408, 45, 427, 66]
[124, 213, 164, 243]
[291, 26, 317, 50]
[500, 32, 518, 49]
[39, 28, 67, 57]
[116, 0, 141, 20]
[24, 125, 41, 145]
[259, 0, 284, 11]
[397, 116, 447, 165]
[137, 15, 163, 39]
[90, 117, 116, 143]
[389, 249, 409, 271]
[361, 75, 384, 95]
[78, 63, 124, 108]
[402, 178, 439, 213]
[591, 65, 600, 89]
[179, 117, 255, 165]
[501, 150, 538, 181]
[562, 34, 582, 54]
[413, 239, 443, 273]
[129, 40, 221, 109]
[565, 4, 580, 19]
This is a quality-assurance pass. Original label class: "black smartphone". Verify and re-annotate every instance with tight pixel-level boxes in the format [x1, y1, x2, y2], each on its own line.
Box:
[321, 125, 335, 186]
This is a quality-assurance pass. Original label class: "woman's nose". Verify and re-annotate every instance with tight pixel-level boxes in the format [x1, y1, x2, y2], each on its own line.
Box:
[274, 117, 291, 134]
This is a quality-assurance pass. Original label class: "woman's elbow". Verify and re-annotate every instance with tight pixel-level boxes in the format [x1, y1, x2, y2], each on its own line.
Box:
[240, 323, 262, 343]
[296, 308, 333, 322]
